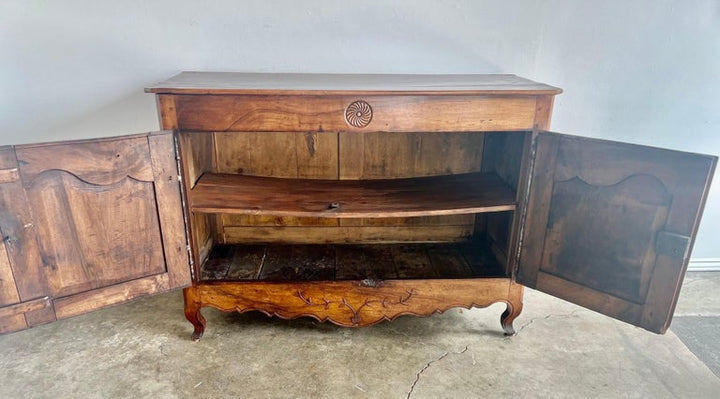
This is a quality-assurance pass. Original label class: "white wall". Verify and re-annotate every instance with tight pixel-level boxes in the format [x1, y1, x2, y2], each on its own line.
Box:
[1, 0, 718, 258]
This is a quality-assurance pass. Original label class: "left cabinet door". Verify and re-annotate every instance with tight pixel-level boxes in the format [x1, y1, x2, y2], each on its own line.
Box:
[0, 132, 189, 333]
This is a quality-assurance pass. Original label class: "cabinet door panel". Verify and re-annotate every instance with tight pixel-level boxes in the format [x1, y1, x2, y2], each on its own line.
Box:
[0, 146, 55, 332]
[26, 172, 166, 297]
[12, 132, 190, 322]
[518, 132, 716, 333]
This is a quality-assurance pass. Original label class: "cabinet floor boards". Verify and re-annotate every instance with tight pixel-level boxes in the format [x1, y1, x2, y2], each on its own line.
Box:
[200, 243, 506, 282]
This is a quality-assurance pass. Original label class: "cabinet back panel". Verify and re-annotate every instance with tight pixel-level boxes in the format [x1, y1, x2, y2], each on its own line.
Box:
[212, 131, 485, 243]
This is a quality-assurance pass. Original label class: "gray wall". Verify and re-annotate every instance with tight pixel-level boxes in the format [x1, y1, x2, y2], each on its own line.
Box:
[1, 0, 718, 259]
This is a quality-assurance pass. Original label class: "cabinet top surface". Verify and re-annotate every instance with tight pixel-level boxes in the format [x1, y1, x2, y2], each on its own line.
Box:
[145, 72, 562, 96]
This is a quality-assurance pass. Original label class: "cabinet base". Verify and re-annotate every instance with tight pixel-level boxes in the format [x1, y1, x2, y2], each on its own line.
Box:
[183, 278, 523, 340]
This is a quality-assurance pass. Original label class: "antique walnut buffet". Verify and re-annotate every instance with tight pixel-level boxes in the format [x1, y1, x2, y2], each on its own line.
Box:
[0, 73, 715, 340]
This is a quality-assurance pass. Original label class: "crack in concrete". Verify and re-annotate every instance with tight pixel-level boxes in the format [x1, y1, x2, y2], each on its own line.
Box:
[516, 309, 585, 335]
[384, 326, 447, 351]
[406, 346, 469, 399]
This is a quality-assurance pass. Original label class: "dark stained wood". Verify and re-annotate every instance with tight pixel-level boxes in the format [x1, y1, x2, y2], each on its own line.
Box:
[0, 147, 51, 315]
[190, 172, 516, 218]
[515, 133, 559, 285]
[427, 244, 474, 278]
[518, 132, 717, 333]
[260, 245, 336, 281]
[201, 243, 503, 283]
[222, 225, 473, 245]
[202, 245, 265, 280]
[171, 94, 538, 133]
[335, 245, 397, 280]
[481, 132, 529, 271]
[146, 72, 562, 96]
[182, 277, 520, 339]
[392, 245, 438, 279]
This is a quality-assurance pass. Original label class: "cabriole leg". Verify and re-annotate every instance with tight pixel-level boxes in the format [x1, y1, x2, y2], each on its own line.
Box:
[501, 282, 524, 336]
[183, 286, 206, 341]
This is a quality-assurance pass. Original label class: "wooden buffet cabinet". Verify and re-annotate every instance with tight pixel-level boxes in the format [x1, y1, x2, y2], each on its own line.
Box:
[0, 73, 715, 340]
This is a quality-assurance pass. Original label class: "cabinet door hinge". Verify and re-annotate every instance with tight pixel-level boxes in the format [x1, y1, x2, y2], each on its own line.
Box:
[656, 231, 691, 260]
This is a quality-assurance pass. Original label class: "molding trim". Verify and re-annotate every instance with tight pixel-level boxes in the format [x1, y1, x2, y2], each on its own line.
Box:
[688, 258, 720, 272]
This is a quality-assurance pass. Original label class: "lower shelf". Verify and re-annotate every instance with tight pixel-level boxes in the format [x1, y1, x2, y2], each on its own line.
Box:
[200, 242, 506, 282]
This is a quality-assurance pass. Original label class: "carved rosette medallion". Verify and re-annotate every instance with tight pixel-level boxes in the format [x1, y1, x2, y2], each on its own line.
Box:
[345, 100, 373, 128]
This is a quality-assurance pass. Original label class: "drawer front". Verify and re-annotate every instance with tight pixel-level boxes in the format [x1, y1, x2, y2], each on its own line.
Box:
[171, 94, 538, 132]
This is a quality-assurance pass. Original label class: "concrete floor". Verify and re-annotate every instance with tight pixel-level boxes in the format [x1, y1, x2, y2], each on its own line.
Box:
[1, 273, 719, 398]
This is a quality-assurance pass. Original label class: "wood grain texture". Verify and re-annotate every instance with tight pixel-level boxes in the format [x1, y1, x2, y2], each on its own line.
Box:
[518, 131, 716, 332]
[149, 132, 192, 289]
[156, 94, 179, 130]
[26, 171, 166, 298]
[10, 133, 189, 330]
[146, 72, 562, 96]
[0, 168, 19, 184]
[211, 131, 485, 242]
[177, 132, 217, 276]
[338, 132, 485, 179]
[533, 95, 555, 130]
[0, 314, 26, 334]
[516, 133, 559, 285]
[183, 277, 519, 338]
[337, 131, 483, 240]
[172, 95, 538, 133]
[642, 155, 717, 332]
[0, 296, 50, 319]
[222, 225, 473, 244]
[16, 134, 154, 186]
[54, 274, 170, 319]
[201, 243, 504, 281]
[0, 231, 20, 306]
[190, 172, 516, 218]
[0, 147, 50, 306]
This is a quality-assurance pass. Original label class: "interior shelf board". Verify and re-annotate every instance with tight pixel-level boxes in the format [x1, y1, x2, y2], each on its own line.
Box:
[189, 172, 516, 218]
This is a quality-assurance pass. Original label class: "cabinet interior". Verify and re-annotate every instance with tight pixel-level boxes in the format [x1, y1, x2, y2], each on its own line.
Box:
[177, 130, 528, 282]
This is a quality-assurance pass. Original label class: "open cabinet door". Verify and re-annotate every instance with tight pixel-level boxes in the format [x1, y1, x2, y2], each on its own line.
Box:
[0, 132, 189, 333]
[517, 131, 716, 333]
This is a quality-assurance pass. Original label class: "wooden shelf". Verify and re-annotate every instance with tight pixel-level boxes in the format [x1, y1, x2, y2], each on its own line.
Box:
[189, 172, 516, 218]
[201, 243, 506, 282]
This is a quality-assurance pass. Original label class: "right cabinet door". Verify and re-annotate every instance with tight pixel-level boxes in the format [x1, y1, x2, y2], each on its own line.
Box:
[517, 131, 716, 333]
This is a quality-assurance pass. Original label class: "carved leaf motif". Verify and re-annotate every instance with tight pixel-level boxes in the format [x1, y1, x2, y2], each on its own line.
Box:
[296, 289, 417, 325]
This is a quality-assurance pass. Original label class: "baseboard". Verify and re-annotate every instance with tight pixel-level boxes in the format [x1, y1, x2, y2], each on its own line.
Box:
[688, 258, 720, 272]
